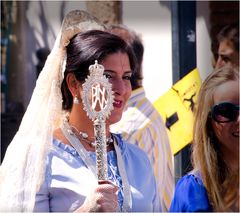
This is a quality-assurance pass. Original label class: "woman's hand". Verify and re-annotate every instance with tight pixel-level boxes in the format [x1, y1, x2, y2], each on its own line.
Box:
[75, 180, 119, 212]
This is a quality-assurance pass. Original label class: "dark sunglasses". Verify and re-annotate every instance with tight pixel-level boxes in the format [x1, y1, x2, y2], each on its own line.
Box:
[210, 102, 240, 123]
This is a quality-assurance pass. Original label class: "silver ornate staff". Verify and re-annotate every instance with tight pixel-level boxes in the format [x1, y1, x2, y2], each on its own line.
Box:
[82, 60, 114, 181]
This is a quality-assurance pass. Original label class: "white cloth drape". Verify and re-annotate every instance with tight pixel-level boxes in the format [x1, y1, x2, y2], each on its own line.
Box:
[0, 10, 105, 212]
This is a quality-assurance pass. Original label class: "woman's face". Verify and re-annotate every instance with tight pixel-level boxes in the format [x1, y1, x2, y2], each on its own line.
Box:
[101, 52, 132, 124]
[211, 80, 239, 160]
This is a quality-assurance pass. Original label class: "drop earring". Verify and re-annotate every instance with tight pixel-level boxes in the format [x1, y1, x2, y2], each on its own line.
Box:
[73, 95, 80, 104]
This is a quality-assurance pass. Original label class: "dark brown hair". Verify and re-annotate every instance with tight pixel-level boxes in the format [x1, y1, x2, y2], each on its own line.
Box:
[107, 24, 143, 90]
[217, 23, 239, 52]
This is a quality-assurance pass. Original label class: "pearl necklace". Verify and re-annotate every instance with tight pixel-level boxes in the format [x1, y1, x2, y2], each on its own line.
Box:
[70, 124, 114, 148]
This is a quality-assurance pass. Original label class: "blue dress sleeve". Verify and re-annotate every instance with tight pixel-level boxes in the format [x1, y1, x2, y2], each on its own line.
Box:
[169, 174, 212, 212]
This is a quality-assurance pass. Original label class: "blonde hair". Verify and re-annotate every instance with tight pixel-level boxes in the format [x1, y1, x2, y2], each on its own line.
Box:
[192, 65, 239, 211]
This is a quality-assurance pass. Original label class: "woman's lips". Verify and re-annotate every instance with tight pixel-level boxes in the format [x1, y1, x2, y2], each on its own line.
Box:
[113, 100, 123, 108]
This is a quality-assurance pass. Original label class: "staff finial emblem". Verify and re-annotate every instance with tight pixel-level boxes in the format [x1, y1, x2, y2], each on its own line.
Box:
[82, 60, 114, 121]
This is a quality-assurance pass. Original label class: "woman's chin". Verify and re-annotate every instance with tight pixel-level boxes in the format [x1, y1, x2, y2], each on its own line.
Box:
[108, 115, 122, 126]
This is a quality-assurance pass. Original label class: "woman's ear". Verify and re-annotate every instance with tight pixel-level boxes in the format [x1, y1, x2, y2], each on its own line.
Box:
[66, 73, 80, 96]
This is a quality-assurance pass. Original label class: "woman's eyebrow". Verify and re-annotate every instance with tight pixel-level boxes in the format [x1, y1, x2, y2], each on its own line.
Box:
[124, 71, 133, 74]
[104, 70, 132, 74]
[104, 69, 115, 73]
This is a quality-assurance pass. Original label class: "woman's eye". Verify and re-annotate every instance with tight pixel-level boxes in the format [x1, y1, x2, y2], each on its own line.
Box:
[104, 73, 112, 79]
[222, 57, 230, 63]
[123, 75, 132, 80]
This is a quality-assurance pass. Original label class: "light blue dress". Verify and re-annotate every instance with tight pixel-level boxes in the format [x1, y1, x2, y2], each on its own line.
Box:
[169, 171, 212, 212]
[34, 134, 160, 212]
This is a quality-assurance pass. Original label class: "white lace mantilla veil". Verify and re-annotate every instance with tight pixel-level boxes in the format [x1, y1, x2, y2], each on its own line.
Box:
[0, 10, 105, 212]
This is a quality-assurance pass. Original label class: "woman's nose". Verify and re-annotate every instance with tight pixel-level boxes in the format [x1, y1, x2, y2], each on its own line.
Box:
[112, 79, 126, 95]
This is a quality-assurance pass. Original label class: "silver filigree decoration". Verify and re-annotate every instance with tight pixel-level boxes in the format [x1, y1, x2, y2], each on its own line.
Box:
[82, 60, 114, 180]
[82, 60, 114, 121]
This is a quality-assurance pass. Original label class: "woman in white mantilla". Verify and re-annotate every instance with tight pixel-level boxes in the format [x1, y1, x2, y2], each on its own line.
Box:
[0, 10, 160, 212]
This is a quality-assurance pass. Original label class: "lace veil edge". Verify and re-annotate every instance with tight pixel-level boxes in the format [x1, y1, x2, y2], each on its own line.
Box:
[0, 10, 105, 211]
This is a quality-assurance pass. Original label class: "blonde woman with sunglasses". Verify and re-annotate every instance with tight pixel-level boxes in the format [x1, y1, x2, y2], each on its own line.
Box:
[170, 65, 239, 212]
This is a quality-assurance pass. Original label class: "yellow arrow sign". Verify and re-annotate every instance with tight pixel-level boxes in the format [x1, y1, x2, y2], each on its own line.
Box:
[154, 68, 201, 155]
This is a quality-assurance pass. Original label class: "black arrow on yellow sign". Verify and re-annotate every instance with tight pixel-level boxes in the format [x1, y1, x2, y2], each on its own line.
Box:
[166, 112, 179, 130]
